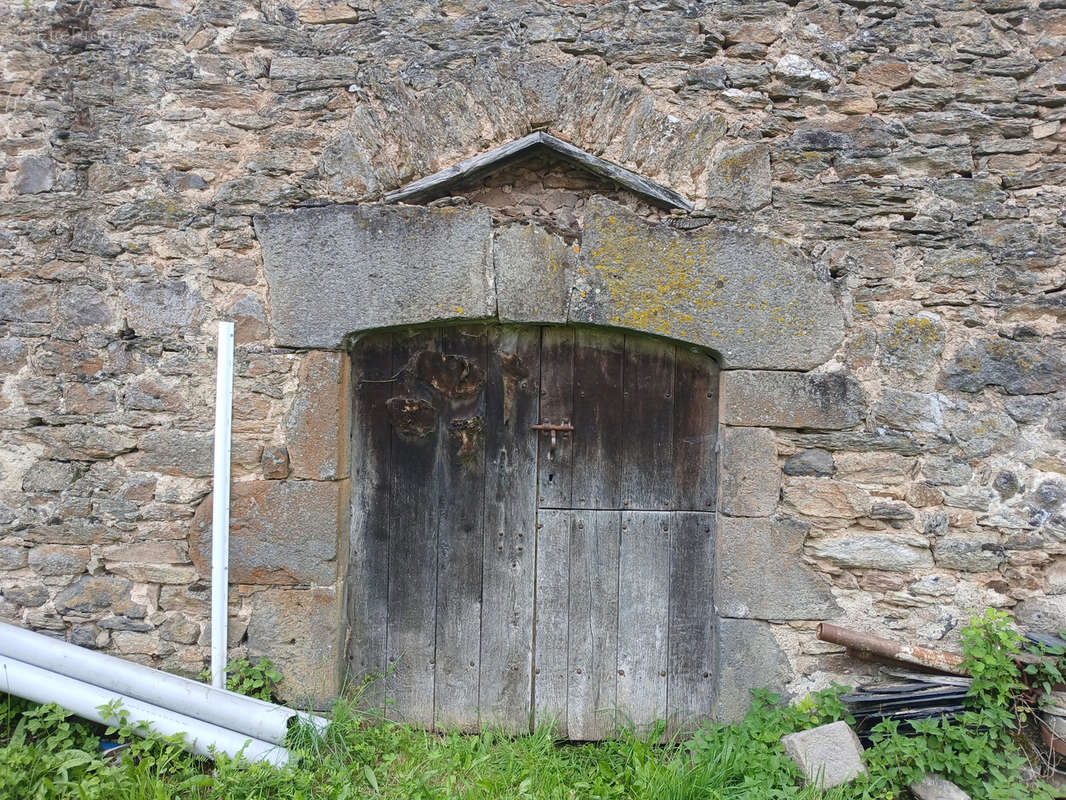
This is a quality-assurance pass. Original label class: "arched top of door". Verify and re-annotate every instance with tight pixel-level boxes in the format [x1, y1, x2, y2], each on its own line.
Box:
[254, 196, 844, 371]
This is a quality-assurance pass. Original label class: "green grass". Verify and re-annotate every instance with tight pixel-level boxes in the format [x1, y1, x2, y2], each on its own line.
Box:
[0, 686, 1058, 800]
[1, 612, 1063, 799]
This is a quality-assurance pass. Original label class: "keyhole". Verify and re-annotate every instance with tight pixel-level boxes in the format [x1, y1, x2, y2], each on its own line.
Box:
[547, 472, 555, 483]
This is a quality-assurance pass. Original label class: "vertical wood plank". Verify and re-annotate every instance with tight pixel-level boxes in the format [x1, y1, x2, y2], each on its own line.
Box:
[479, 326, 540, 733]
[572, 328, 624, 509]
[667, 511, 716, 736]
[532, 508, 571, 736]
[621, 335, 675, 510]
[566, 510, 620, 740]
[537, 327, 574, 509]
[434, 326, 488, 731]
[347, 330, 394, 712]
[673, 346, 719, 511]
[617, 511, 670, 731]
[385, 328, 441, 727]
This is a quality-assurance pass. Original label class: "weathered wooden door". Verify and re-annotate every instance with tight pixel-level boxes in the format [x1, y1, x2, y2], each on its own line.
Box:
[348, 325, 718, 738]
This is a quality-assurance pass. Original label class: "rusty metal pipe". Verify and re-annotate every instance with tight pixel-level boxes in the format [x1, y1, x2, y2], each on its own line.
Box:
[817, 623, 968, 676]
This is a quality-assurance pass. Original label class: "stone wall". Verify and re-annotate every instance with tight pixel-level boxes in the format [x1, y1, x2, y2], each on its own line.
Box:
[2, 0, 1065, 712]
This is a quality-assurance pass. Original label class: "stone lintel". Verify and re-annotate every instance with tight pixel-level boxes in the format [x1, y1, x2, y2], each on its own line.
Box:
[255, 200, 844, 374]
[571, 197, 844, 370]
[720, 370, 866, 429]
[255, 203, 496, 349]
[494, 223, 573, 324]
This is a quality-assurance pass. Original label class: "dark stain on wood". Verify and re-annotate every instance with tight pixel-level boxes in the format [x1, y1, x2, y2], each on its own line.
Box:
[449, 416, 486, 460]
[386, 395, 436, 439]
[408, 350, 484, 399]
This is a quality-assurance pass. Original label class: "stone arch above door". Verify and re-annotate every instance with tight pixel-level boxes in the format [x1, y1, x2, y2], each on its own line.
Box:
[253, 195, 844, 371]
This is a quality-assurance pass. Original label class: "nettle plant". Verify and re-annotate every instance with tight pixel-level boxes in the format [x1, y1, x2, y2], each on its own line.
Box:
[200, 657, 284, 702]
[861, 609, 1057, 800]
[1020, 634, 1066, 706]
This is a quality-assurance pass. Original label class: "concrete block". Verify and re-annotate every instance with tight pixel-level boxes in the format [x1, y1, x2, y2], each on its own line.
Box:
[910, 775, 971, 800]
[781, 720, 866, 787]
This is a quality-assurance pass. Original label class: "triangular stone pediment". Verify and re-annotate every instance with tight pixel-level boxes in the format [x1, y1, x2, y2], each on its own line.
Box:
[384, 132, 693, 212]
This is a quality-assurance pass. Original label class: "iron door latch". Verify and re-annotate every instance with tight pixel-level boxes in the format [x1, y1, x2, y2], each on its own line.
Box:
[531, 421, 573, 460]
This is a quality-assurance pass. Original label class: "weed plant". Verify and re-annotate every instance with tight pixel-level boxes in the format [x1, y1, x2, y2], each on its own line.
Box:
[0, 611, 1062, 799]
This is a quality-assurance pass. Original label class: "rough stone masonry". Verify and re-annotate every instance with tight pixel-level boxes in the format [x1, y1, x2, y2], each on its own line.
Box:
[1, 0, 1065, 714]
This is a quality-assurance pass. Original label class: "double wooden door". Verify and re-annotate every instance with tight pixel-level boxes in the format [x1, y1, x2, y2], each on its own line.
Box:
[348, 325, 718, 739]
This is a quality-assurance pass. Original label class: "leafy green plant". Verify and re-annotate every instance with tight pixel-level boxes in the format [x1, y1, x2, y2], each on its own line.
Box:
[960, 608, 1025, 717]
[1019, 631, 1066, 717]
[858, 609, 1058, 800]
[1, 610, 1063, 798]
[201, 656, 284, 702]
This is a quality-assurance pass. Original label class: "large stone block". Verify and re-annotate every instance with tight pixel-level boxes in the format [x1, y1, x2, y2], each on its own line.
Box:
[246, 587, 343, 709]
[130, 430, 215, 478]
[719, 427, 779, 517]
[285, 351, 350, 480]
[494, 223, 574, 324]
[54, 576, 134, 615]
[910, 775, 971, 800]
[715, 618, 792, 723]
[28, 545, 89, 577]
[948, 411, 1017, 459]
[878, 313, 945, 375]
[781, 720, 866, 788]
[14, 155, 55, 194]
[941, 338, 1066, 395]
[130, 430, 260, 478]
[190, 479, 345, 585]
[783, 449, 834, 477]
[702, 143, 771, 213]
[807, 533, 933, 571]
[720, 371, 865, 429]
[0, 279, 53, 324]
[933, 537, 1005, 572]
[255, 204, 495, 348]
[1014, 596, 1066, 633]
[716, 516, 839, 620]
[31, 425, 137, 461]
[873, 389, 943, 433]
[122, 281, 204, 337]
[782, 478, 872, 518]
[570, 198, 843, 370]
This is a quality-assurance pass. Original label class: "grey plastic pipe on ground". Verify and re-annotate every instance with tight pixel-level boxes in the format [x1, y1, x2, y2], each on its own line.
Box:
[0, 621, 329, 745]
[0, 654, 291, 767]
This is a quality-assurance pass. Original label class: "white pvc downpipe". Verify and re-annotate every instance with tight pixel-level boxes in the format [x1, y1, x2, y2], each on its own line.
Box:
[0, 622, 328, 743]
[0, 655, 291, 767]
[211, 320, 235, 691]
